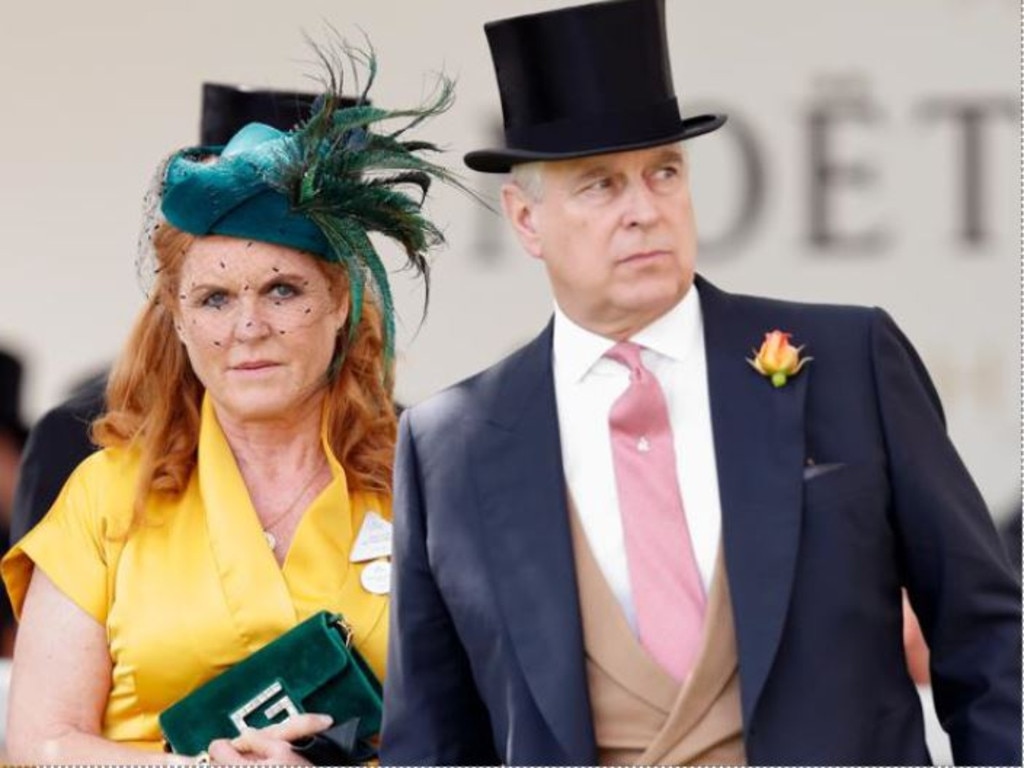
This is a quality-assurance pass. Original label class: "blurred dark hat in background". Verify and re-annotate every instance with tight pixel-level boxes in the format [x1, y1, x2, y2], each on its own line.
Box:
[0, 350, 28, 447]
[200, 83, 322, 146]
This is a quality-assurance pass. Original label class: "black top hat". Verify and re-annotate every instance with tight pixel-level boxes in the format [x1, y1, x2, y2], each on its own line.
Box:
[464, 0, 725, 173]
[0, 350, 27, 447]
[200, 84, 322, 146]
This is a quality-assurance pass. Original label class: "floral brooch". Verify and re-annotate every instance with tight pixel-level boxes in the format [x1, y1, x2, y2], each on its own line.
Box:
[747, 330, 812, 387]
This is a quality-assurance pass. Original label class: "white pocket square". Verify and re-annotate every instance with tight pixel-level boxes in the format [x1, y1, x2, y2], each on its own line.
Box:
[803, 462, 846, 481]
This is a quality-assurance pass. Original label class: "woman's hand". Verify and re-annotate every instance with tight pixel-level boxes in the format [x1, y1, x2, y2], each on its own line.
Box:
[206, 713, 332, 764]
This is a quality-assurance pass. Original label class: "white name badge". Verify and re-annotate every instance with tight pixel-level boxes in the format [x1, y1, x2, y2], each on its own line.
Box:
[360, 559, 391, 595]
[350, 511, 393, 562]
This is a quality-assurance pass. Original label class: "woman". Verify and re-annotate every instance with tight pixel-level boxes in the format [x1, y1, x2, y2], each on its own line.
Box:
[2, 49, 460, 764]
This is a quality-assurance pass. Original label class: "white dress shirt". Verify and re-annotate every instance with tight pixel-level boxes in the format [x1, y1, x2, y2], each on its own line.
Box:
[552, 285, 723, 632]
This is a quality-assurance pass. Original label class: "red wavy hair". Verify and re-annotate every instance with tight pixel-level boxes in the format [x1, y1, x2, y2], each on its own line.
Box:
[93, 224, 396, 519]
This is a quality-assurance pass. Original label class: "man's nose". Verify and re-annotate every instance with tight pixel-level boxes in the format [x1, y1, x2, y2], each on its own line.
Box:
[622, 182, 660, 228]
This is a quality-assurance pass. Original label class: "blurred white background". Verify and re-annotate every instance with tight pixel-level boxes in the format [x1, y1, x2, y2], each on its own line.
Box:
[0, 0, 1017, 523]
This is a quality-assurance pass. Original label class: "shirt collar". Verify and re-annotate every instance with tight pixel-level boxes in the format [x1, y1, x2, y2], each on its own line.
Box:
[553, 283, 703, 384]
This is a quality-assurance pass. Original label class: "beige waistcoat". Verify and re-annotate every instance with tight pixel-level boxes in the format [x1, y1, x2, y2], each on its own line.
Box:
[568, 509, 746, 765]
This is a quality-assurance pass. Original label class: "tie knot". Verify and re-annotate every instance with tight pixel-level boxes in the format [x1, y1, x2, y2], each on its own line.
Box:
[604, 341, 646, 375]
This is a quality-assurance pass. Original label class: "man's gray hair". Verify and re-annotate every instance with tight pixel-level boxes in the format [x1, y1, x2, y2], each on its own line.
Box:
[509, 161, 545, 201]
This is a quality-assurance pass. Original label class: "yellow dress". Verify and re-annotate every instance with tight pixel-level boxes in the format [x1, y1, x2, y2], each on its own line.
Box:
[2, 395, 390, 752]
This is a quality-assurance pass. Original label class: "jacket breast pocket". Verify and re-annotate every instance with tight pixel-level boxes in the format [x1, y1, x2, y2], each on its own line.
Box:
[801, 460, 895, 585]
[804, 460, 888, 505]
[802, 460, 891, 537]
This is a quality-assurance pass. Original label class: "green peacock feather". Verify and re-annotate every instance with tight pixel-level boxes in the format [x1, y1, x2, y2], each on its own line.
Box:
[263, 41, 479, 370]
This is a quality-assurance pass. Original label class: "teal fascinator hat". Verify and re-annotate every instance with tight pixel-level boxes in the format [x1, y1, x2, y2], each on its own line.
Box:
[158, 46, 470, 362]
[163, 123, 332, 258]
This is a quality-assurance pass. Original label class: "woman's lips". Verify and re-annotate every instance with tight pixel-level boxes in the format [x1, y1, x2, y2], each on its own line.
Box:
[231, 361, 279, 371]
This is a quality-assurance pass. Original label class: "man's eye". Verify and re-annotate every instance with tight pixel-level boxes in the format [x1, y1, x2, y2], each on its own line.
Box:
[582, 177, 613, 194]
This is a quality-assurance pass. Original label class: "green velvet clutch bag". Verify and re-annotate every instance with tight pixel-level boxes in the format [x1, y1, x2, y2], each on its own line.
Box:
[159, 610, 382, 757]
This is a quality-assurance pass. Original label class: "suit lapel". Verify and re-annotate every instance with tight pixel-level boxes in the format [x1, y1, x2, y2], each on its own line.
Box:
[468, 282, 808, 754]
[698, 277, 808, 727]
[472, 322, 597, 764]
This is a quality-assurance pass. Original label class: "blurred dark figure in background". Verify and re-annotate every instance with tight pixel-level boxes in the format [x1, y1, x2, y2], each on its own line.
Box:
[10, 371, 105, 546]
[0, 349, 28, 655]
[9, 83, 317, 549]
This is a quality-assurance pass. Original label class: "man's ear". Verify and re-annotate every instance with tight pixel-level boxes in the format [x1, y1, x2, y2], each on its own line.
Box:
[500, 183, 543, 259]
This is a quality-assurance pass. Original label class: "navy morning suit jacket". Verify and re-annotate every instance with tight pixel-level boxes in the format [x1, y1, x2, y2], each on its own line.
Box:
[380, 276, 1021, 765]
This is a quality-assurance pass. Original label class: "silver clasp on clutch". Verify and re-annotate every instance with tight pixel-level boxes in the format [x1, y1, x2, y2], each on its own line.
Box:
[229, 681, 299, 732]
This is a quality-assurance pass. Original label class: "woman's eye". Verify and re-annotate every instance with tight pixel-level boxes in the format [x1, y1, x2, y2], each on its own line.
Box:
[268, 282, 299, 300]
[201, 291, 229, 309]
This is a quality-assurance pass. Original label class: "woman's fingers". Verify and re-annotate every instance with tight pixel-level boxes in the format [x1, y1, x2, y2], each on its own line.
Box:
[201, 714, 330, 764]
[208, 732, 312, 765]
[207, 737, 247, 763]
[238, 712, 333, 744]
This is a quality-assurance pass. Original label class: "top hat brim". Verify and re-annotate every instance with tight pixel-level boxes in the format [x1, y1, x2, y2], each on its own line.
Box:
[464, 113, 726, 174]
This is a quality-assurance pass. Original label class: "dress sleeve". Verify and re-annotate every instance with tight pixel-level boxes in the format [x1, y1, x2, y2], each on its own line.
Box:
[2, 451, 123, 625]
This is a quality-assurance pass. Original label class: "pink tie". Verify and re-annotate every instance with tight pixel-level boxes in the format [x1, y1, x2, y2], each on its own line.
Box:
[605, 341, 706, 682]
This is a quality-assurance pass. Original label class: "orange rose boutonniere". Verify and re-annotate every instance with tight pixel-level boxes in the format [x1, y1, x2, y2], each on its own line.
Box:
[747, 330, 812, 387]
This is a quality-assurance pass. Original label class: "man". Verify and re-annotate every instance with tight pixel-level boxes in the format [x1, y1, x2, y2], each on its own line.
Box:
[380, 0, 1021, 764]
